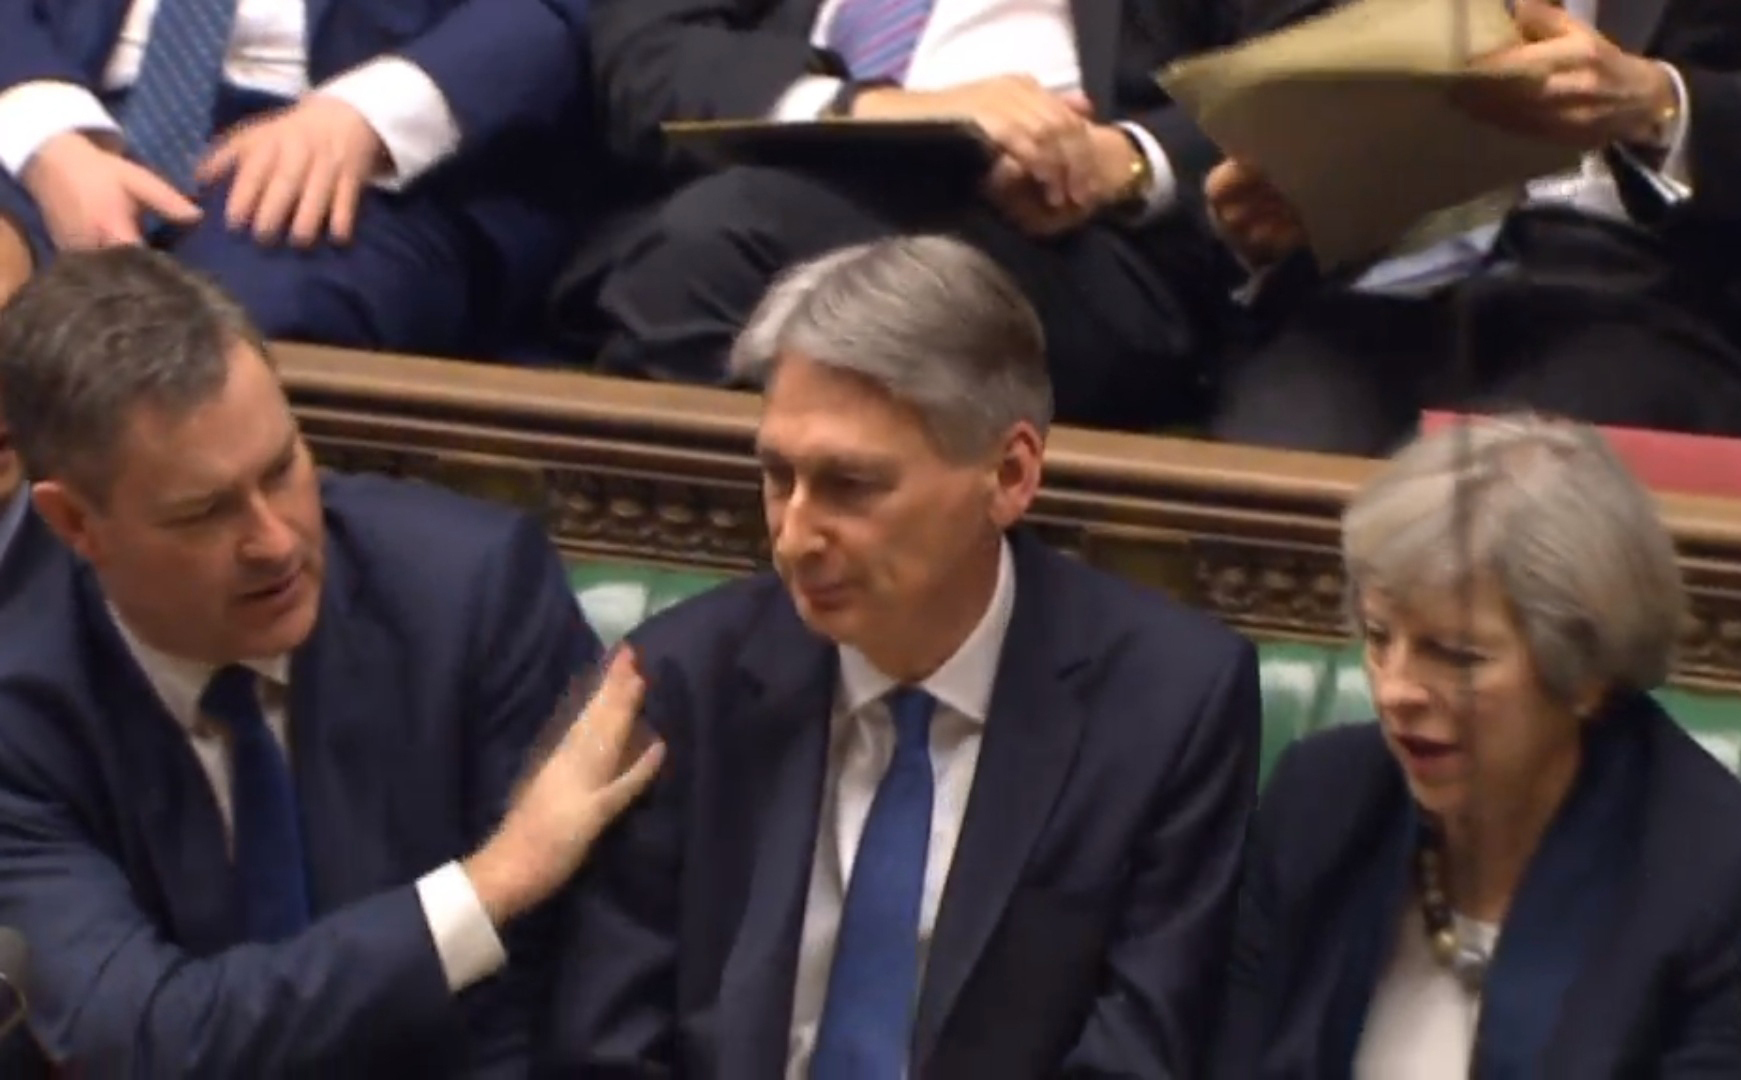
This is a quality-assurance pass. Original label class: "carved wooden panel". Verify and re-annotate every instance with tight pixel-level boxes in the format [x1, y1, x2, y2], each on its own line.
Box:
[280, 344, 1741, 691]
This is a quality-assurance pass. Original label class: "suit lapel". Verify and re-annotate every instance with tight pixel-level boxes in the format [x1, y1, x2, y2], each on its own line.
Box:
[1322, 800, 1415, 1073]
[286, 536, 402, 915]
[716, 596, 837, 1079]
[76, 570, 239, 951]
[1472, 707, 1642, 1077]
[1596, 0, 1669, 54]
[912, 537, 1086, 1065]
[1071, 0, 1121, 111]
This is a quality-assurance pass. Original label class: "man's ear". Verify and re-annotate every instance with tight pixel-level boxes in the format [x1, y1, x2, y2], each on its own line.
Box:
[987, 421, 1044, 530]
[30, 479, 102, 561]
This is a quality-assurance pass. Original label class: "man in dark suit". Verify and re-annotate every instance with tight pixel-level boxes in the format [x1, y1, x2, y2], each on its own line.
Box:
[551, 236, 1261, 1077]
[0, 0, 597, 354]
[0, 248, 664, 1075]
[555, 0, 1239, 429]
[1205, 0, 1741, 455]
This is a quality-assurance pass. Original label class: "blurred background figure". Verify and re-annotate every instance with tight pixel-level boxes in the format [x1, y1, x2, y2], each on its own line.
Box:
[0, 0, 597, 356]
[1206, 0, 1741, 456]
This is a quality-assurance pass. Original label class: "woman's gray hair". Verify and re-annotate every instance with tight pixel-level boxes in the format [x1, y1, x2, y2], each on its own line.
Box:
[1342, 414, 1685, 703]
[727, 235, 1053, 461]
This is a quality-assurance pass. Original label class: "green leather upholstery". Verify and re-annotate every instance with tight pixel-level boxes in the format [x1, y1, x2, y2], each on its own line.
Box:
[568, 559, 1741, 779]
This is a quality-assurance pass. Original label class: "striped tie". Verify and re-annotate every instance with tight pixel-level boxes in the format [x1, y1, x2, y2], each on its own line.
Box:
[824, 0, 937, 83]
[119, 0, 240, 193]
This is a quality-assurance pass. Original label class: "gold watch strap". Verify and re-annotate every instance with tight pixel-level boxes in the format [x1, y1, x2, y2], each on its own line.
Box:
[1114, 129, 1154, 210]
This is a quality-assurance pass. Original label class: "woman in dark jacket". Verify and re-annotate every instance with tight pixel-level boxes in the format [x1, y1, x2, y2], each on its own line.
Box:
[1213, 414, 1741, 1079]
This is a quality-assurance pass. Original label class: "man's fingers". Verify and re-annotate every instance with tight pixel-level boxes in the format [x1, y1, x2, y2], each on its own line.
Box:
[195, 139, 240, 187]
[326, 170, 362, 245]
[576, 648, 647, 752]
[119, 162, 201, 223]
[593, 743, 667, 819]
[1513, 0, 1575, 42]
[287, 156, 342, 248]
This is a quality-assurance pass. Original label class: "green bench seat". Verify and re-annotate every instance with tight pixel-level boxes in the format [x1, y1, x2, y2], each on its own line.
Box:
[568, 560, 1741, 780]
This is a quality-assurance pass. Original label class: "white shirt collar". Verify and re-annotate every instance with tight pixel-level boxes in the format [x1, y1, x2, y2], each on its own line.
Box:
[108, 606, 290, 736]
[836, 538, 1015, 723]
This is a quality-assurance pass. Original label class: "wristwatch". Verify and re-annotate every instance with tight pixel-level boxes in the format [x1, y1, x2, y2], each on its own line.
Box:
[1109, 127, 1155, 218]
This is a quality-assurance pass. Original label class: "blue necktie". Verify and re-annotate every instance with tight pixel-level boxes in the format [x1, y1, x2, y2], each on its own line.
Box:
[200, 666, 312, 942]
[118, 0, 240, 193]
[810, 688, 937, 1080]
[824, 0, 937, 83]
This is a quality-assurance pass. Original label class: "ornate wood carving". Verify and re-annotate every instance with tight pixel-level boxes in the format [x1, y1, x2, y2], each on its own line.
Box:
[280, 344, 1741, 691]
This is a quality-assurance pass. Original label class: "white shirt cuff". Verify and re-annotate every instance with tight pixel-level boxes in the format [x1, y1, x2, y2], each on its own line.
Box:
[1654, 61, 1693, 193]
[316, 57, 461, 191]
[770, 76, 843, 122]
[1112, 121, 1179, 223]
[0, 81, 121, 179]
[415, 860, 508, 992]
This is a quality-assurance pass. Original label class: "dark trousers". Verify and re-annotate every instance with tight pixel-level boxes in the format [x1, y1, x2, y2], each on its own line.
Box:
[1210, 207, 1741, 456]
[0, 85, 482, 355]
[566, 165, 1223, 429]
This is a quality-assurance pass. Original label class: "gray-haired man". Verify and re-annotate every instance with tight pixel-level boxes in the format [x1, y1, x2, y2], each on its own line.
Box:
[552, 234, 1262, 1078]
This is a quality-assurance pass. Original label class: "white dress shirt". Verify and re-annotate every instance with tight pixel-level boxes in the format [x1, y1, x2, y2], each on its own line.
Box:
[785, 539, 1016, 1077]
[1353, 904, 1501, 1080]
[770, 0, 1179, 220]
[110, 613, 507, 993]
[1356, 0, 1693, 292]
[0, 0, 461, 190]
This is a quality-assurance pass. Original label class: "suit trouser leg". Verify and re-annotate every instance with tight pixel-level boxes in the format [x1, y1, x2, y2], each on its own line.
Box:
[1210, 271, 1741, 457]
[591, 165, 1208, 427]
[0, 166, 479, 355]
[168, 174, 479, 355]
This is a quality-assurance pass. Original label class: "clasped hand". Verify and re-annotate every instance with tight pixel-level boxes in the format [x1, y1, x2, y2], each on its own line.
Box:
[1453, 0, 1677, 150]
[854, 75, 1145, 236]
[20, 94, 386, 254]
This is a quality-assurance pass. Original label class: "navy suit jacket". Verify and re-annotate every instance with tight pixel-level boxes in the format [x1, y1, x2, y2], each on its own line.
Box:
[0, 473, 599, 1077]
[0, 0, 599, 302]
[1213, 695, 1741, 1079]
[548, 529, 1262, 1078]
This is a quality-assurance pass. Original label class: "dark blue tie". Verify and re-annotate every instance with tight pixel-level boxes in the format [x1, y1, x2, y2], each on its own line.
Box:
[810, 687, 937, 1080]
[118, 0, 239, 192]
[200, 665, 311, 942]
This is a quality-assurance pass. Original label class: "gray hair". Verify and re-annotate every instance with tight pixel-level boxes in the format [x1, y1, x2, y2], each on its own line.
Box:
[1343, 413, 1684, 703]
[728, 235, 1053, 461]
[0, 247, 266, 502]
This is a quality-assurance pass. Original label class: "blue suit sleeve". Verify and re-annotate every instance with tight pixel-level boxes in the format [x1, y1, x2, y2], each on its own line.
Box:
[460, 516, 602, 1073]
[391, 0, 593, 151]
[1060, 640, 1263, 1079]
[0, 758, 453, 1077]
[0, 6, 91, 95]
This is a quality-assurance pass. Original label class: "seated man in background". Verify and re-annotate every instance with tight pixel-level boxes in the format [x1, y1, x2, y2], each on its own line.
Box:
[0, 249, 664, 1075]
[550, 236, 1262, 1076]
[556, 0, 1241, 429]
[0, 0, 596, 355]
[1207, 0, 1741, 456]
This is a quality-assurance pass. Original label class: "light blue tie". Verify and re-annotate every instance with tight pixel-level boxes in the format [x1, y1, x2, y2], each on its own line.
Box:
[810, 688, 937, 1080]
[119, 0, 240, 193]
[201, 666, 312, 943]
[824, 0, 937, 83]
